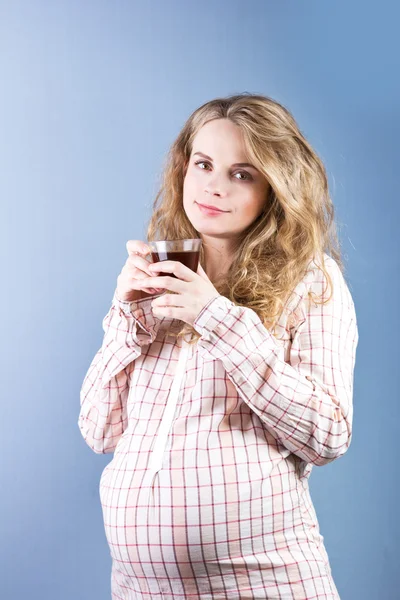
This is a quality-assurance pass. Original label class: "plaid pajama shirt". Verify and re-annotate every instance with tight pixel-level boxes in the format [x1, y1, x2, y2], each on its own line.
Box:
[79, 253, 358, 599]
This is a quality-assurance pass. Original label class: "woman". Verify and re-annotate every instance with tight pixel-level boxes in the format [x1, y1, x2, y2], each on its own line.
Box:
[79, 93, 358, 599]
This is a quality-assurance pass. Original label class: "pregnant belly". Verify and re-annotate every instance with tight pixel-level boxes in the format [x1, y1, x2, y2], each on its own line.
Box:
[99, 451, 325, 584]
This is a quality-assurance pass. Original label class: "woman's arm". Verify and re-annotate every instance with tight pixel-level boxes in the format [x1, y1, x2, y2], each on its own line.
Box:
[193, 257, 359, 467]
[78, 290, 160, 454]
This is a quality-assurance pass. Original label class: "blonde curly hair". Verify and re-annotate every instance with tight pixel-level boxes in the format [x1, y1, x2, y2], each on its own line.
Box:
[145, 92, 344, 345]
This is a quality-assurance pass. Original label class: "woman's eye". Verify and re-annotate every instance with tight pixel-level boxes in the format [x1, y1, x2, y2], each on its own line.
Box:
[195, 160, 210, 170]
[194, 160, 252, 181]
[234, 172, 251, 181]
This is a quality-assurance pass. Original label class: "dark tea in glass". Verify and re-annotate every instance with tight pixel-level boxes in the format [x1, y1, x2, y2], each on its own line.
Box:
[149, 239, 202, 280]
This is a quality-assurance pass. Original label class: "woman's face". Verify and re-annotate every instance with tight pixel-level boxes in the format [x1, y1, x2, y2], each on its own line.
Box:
[183, 118, 270, 239]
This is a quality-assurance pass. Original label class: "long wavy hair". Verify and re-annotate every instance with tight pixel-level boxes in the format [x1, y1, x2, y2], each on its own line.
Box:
[145, 93, 344, 345]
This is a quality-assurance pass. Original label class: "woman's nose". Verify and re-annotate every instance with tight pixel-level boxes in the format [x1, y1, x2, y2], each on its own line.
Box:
[204, 177, 228, 197]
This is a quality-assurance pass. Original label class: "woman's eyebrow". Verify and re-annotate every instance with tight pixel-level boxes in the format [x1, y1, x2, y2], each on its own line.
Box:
[193, 151, 259, 171]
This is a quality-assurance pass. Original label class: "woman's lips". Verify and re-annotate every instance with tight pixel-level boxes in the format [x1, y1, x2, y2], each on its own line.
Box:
[196, 202, 229, 215]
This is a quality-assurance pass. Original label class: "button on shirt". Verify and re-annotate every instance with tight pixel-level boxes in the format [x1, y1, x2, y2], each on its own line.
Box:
[79, 254, 358, 600]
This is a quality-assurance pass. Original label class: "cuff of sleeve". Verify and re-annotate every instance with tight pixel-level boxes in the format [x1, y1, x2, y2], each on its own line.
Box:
[111, 289, 159, 343]
[193, 294, 236, 337]
[193, 294, 279, 367]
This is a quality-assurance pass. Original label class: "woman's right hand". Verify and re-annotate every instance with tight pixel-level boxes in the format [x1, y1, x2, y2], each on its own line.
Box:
[116, 240, 164, 302]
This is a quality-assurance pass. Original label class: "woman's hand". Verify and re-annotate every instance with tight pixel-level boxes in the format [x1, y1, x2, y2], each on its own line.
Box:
[138, 261, 221, 326]
[116, 240, 165, 301]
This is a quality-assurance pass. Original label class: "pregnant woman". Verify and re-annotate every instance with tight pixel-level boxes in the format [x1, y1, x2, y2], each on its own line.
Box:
[79, 93, 358, 599]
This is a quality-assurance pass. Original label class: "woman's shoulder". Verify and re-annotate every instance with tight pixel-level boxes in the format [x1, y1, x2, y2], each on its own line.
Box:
[283, 252, 356, 326]
[308, 253, 356, 309]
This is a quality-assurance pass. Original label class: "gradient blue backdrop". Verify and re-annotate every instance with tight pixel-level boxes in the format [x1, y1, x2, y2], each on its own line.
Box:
[1, 1, 398, 599]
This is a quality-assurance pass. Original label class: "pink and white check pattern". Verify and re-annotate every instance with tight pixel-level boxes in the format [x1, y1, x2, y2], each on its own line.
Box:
[79, 254, 358, 599]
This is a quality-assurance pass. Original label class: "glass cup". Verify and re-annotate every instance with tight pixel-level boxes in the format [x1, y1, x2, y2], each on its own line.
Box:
[148, 239, 202, 294]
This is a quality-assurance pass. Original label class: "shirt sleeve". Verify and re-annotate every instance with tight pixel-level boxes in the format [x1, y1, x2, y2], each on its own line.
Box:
[78, 289, 161, 454]
[193, 257, 359, 468]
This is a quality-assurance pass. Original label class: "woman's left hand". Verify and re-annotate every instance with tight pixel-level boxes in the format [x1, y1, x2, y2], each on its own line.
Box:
[138, 261, 221, 326]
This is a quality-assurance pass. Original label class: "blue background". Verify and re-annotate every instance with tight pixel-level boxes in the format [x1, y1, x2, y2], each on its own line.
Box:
[1, 1, 398, 598]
